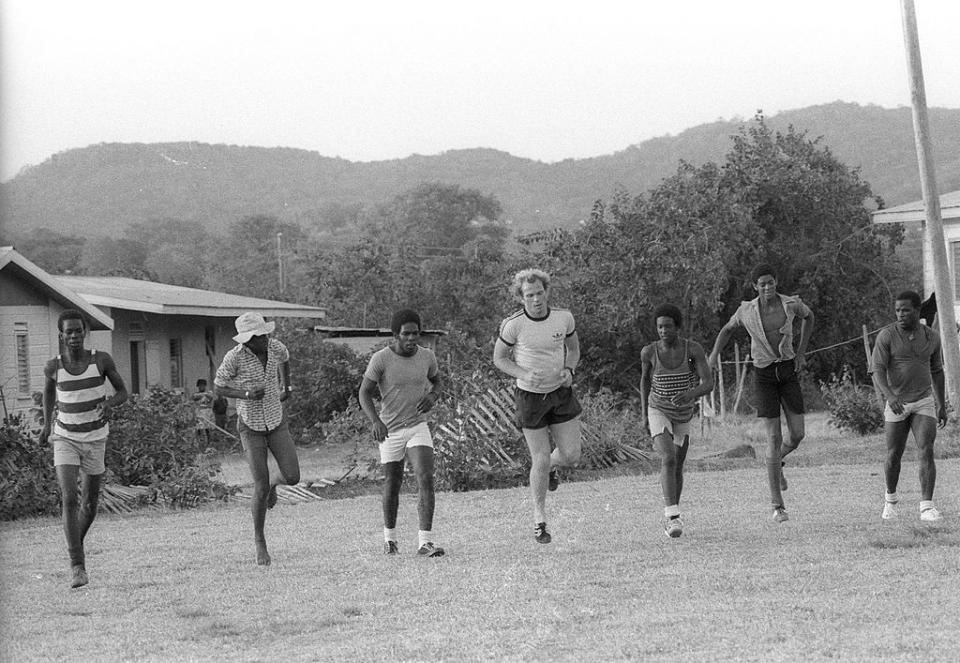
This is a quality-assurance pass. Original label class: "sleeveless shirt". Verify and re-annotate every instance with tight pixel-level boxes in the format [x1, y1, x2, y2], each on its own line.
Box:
[648, 340, 699, 422]
[54, 350, 109, 442]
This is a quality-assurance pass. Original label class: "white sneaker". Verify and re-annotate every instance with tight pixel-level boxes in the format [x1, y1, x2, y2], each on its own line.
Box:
[772, 507, 789, 523]
[665, 517, 683, 538]
[881, 501, 899, 520]
[920, 505, 942, 522]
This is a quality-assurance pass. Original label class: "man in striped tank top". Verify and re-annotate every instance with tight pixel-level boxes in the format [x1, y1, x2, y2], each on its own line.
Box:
[40, 310, 128, 589]
[640, 304, 714, 538]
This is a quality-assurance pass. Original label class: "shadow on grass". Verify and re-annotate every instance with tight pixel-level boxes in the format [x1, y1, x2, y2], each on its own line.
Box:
[865, 523, 960, 550]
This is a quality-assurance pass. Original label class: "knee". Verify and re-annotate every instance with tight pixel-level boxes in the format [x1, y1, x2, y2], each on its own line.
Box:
[417, 472, 435, 493]
[556, 447, 580, 466]
[285, 470, 300, 486]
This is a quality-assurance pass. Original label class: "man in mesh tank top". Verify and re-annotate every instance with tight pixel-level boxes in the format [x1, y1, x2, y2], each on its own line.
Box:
[640, 304, 713, 538]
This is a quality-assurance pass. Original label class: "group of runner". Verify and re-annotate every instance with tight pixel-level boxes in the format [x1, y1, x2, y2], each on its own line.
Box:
[41, 264, 947, 586]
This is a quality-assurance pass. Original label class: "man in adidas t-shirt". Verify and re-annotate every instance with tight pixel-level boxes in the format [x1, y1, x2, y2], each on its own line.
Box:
[494, 269, 581, 544]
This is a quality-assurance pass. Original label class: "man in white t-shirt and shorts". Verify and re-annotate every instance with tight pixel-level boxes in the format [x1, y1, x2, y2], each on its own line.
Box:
[359, 309, 445, 557]
[494, 268, 581, 544]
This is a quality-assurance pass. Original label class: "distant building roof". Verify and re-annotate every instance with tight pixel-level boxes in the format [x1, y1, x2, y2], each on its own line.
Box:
[314, 326, 447, 337]
[872, 190, 960, 224]
[0, 247, 113, 330]
[54, 275, 325, 319]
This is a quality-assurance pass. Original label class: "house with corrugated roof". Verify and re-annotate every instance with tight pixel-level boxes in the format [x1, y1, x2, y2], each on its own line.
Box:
[1, 247, 114, 418]
[1, 246, 325, 415]
[872, 190, 960, 318]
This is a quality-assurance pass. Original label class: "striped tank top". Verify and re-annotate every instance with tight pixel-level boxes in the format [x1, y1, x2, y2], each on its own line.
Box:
[649, 340, 699, 422]
[54, 350, 109, 442]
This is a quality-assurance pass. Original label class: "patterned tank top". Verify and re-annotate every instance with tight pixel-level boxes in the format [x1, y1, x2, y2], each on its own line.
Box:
[649, 340, 699, 422]
[54, 350, 109, 442]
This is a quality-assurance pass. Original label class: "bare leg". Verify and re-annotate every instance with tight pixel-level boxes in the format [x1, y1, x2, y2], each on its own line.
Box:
[654, 433, 680, 506]
[549, 417, 582, 469]
[761, 416, 785, 509]
[56, 465, 84, 568]
[382, 460, 404, 530]
[675, 436, 689, 503]
[523, 426, 552, 525]
[911, 415, 938, 501]
[245, 446, 272, 566]
[407, 446, 436, 532]
[79, 472, 102, 544]
[781, 405, 805, 459]
[884, 420, 910, 494]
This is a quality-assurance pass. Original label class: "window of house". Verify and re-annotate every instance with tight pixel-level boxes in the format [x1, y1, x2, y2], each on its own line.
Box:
[15, 322, 30, 394]
[169, 338, 183, 389]
[952, 241, 960, 298]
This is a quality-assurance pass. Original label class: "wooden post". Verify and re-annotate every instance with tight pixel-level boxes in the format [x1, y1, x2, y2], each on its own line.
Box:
[717, 356, 726, 419]
[901, 0, 960, 410]
[863, 324, 885, 410]
[732, 352, 750, 415]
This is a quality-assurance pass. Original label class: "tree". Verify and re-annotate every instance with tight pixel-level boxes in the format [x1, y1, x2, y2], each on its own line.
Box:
[13, 228, 86, 273]
[128, 218, 210, 288]
[80, 237, 153, 279]
[365, 182, 507, 253]
[204, 215, 306, 299]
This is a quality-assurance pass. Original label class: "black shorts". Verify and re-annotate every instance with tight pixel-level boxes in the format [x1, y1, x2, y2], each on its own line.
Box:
[754, 360, 805, 419]
[515, 386, 582, 430]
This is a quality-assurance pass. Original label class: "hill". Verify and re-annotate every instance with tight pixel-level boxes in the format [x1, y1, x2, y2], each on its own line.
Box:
[2, 101, 959, 239]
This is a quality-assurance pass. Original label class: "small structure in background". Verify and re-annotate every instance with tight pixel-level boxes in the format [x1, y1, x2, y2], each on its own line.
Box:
[314, 326, 447, 355]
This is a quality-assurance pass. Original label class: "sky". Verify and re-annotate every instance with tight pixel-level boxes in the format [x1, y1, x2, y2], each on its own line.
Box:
[2, 0, 960, 182]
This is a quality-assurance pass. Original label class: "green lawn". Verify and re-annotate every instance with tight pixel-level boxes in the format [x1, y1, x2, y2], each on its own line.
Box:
[2, 417, 960, 662]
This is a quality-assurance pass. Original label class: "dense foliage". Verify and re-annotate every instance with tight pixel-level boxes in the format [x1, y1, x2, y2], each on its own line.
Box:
[0, 414, 60, 520]
[820, 368, 884, 435]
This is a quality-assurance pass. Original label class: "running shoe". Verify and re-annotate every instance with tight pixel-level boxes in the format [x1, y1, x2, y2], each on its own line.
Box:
[70, 565, 88, 589]
[417, 542, 446, 557]
[881, 501, 899, 520]
[383, 540, 399, 555]
[665, 517, 683, 538]
[548, 468, 560, 492]
[534, 522, 552, 544]
[920, 505, 942, 522]
[772, 507, 789, 523]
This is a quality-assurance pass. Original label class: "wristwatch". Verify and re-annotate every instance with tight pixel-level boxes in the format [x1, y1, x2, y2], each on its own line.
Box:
[285, 385, 294, 393]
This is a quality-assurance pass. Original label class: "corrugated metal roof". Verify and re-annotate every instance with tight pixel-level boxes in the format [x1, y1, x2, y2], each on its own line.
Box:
[872, 190, 960, 224]
[53, 275, 325, 319]
[0, 247, 114, 330]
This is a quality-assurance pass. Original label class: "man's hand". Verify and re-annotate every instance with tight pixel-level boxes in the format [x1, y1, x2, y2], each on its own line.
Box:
[672, 391, 695, 407]
[371, 420, 388, 443]
[794, 353, 807, 372]
[937, 405, 948, 429]
[887, 397, 905, 415]
[39, 426, 51, 445]
[417, 392, 437, 414]
[246, 386, 266, 401]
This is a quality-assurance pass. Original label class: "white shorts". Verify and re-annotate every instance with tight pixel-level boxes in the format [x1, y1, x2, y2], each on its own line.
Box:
[51, 434, 106, 475]
[648, 408, 691, 446]
[884, 394, 937, 423]
[379, 421, 434, 464]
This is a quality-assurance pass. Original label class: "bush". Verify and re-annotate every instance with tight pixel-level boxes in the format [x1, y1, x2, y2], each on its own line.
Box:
[0, 414, 60, 520]
[820, 367, 884, 434]
[284, 332, 369, 444]
[106, 386, 237, 507]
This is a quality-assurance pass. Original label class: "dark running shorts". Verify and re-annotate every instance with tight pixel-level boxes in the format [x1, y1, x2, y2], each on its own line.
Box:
[754, 360, 805, 419]
[515, 386, 582, 430]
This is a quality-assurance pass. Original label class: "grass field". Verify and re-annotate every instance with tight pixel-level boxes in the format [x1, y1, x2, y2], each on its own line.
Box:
[2, 415, 960, 662]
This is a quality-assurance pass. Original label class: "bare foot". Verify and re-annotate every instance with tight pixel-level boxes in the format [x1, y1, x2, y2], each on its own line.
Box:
[256, 543, 271, 566]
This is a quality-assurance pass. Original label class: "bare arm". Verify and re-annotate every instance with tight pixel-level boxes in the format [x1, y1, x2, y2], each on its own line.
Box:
[40, 359, 57, 444]
[561, 331, 580, 388]
[932, 368, 947, 427]
[98, 352, 128, 417]
[675, 341, 715, 406]
[795, 309, 815, 370]
[417, 371, 441, 414]
[493, 338, 528, 381]
[707, 319, 738, 368]
[358, 377, 387, 442]
[639, 345, 653, 433]
[278, 360, 291, 402]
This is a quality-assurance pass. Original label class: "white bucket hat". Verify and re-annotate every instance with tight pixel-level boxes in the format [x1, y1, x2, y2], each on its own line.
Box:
[232, 312, 275, 343]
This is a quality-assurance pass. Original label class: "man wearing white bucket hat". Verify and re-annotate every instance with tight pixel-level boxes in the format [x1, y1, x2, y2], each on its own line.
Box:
[215, 312, 299, 566]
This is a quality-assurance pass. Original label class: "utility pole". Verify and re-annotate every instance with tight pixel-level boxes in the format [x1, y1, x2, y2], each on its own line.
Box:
[901, 0, 960, 409]
[276, 232, 285, 293]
